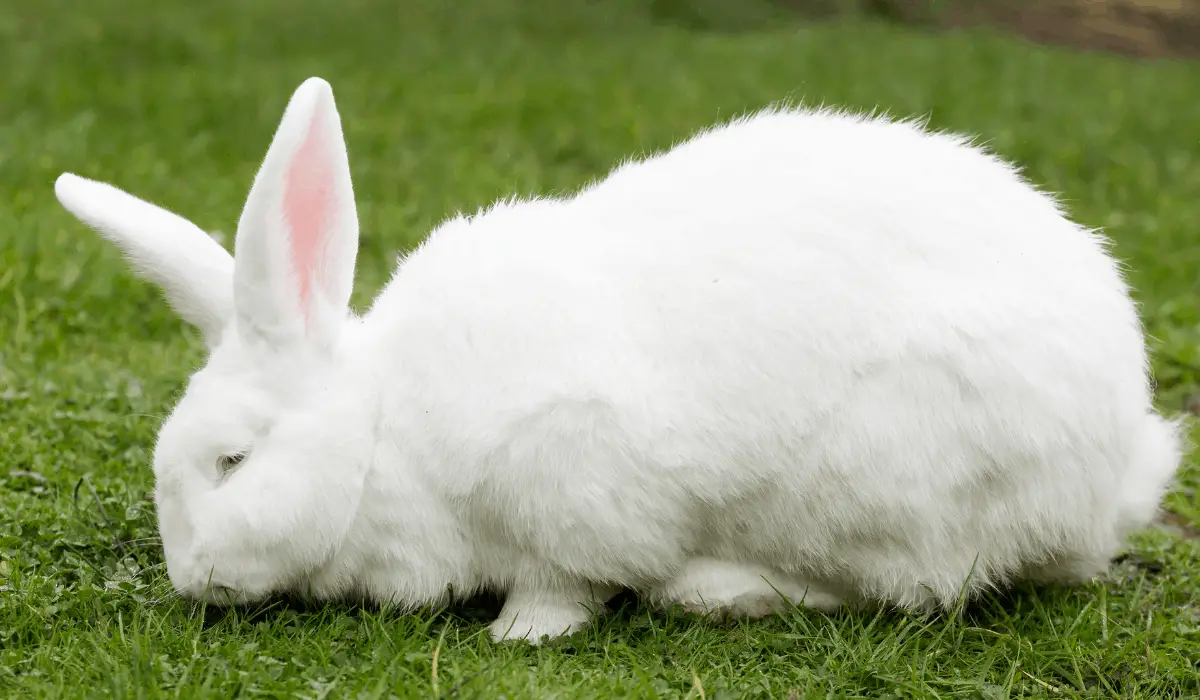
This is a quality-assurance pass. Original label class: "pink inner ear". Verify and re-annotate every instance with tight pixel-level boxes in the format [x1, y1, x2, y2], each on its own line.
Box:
[282, 106, 335, 318]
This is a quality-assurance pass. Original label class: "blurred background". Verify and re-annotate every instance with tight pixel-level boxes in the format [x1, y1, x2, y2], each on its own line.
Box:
[2, 1, 1199, 696]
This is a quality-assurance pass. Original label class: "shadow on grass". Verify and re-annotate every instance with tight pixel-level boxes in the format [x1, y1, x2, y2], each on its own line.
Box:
[194, 554, 1173, 637]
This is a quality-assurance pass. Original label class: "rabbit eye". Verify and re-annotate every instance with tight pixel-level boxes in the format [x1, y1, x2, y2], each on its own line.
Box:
[216, 452, 246, 476]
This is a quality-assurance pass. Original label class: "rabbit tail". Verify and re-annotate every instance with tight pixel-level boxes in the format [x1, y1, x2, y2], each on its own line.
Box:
[1117, 412, 1184, 538]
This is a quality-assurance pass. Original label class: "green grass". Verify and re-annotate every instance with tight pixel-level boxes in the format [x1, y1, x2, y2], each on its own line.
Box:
[3, 0, 1200, 697]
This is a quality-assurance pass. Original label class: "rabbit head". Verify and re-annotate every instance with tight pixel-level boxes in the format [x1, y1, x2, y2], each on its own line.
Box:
[55, 78, 364, 603]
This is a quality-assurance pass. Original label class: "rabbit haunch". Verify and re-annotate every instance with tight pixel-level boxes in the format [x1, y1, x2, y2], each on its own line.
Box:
[53, 78, 1181, 643]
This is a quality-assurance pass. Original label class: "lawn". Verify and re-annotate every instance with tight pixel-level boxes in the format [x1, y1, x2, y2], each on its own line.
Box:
[3, 0, 1200, 697]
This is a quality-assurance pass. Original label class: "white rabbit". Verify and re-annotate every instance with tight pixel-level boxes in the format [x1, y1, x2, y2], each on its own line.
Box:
[54, 77, 1182, 643]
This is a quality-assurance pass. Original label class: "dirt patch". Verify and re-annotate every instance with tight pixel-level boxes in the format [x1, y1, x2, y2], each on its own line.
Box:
[942, 0, 1200, 60]
[1160, 511, 1200, 540]
[778, 0, 1200, 59]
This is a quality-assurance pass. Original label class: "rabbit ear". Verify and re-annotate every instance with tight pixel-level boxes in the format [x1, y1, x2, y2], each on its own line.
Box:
[232, 77, 358, 351]
[54, 173, 234, 346]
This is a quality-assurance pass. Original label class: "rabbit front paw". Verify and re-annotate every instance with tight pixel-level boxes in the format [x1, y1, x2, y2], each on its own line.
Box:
[489, 581, 618, 644]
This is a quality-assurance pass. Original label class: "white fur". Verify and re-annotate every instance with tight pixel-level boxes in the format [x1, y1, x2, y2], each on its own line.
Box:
[55, 78, 1182, 643]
